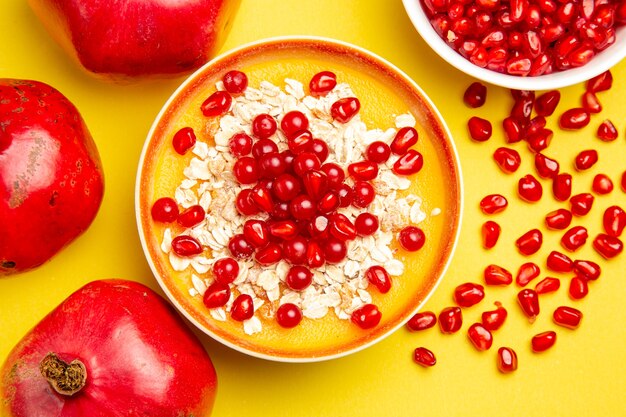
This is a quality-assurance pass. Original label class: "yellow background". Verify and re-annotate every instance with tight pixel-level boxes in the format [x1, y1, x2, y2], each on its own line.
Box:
[1, 1, 625, 416]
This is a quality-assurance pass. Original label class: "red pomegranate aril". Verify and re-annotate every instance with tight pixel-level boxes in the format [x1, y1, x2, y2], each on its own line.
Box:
[481, 302, 507, 331]
[366, 266, 392, 293]
[574, 260, 601, 281]
[559, 108, 590, 130]
[482, 220, 501, 249]
[407, 311, 437, 331]
[535, 277, 560, 294]
[272, 174, 301, 202]
[366, 141, 392, 163]
[532, 331, 557, 352]
[413, 347, 437, 367]
[276, 303, 303, 328]
[546, 250, 574, 272]
[172, 127, 196, 155]
[535, 154, 560, 179]
[320, 163, 345, 188]
[527, 128, 553, 153]
[308, 215, 330, 239]
[213, 258, 239, 285]
[323, 237, 347, 263]
[553, 173, 572, 201]
[236, 189, 259, 216]
[259, 152, 287, 178]
[593, 233, 624, 259]
[575, 150, 598, 171]
[302, 170, 328, 200]
[503, 117, 525, 143]
[293, 152, 321, 176]
[337, 183, 354, 208]
[493, 147, 521, 174]
[587, 70, 612, 92]
[251, 138, 279, 159]
[399, 226, 426, 251]
[252, 114, 277, 139]
[561, 226, 588, 252]
[177, 205, 205, 228]
[331, 97, 360, 123]
[355, 213, 379, 236]
[250, 184, 274, 213]
[203, 282, 231, 309]
[593, 174, 614, 195]
[391, 127, 419, 155]
[570, 193, 594, 216]
[518, 174, 543, 202]
[507, 56, 532, 76]
[467, 323, 493, 351]
[464, 82, 487, 108]
[393, 150, 424, 176]
[604, 206, 626, 237]
[454, 282, 485, 307]
[348, 160, 379, 181]
[597, 120, 618, 141]
[151, 197, 179, 223]
[439, 307, 463, 334]
[309, 71, 337, 97]
[228, 234, 254, 259]
[280, 111, 309, 139]
[468, 116, 492, 142]
[581, 91, 602, 113]
[553, 306, 582, 329]
[231, 294, 254, 321]
[516, 262, 541, 287]
[351, 304, 382, 329]
[283, 236, 308, 265]
[526, 116, 547, 138]
[569, 276, 588, 300]
[269, 220, 298, 240]
[222, 70, 248, 95]
[286, 130, 313, 155]
[310, 139, 329, 162]
[285, 265, 313, 291]
[172, 235, 203, 257]
[545, 208, 572, 230]
[254, 243, 282, 266]
[201, 90, 232, 117]
[535, 90, 561, 116]
[484, 264, 513, 286]
[229, 132, 253, 157]
[516, 229, 543, 255]
[623, 171, 626, 192]
[289, 195, 316, 220]
[306, 241, 325, 268]
[329, 213, 357, 241]
[233, 157, 259, 185]
[518, 289, 540, 322]
[352, 181, 376, 208]
[317, 191, 340, 214]
[480, 194, 508, 214]
[497, 347, 518, 373]
[242, 220, 269, 248]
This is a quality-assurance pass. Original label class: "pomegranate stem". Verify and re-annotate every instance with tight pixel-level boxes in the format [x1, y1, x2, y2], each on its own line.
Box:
[39, 352, 87, 396]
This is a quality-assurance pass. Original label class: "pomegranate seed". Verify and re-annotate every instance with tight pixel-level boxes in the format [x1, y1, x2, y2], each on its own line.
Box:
[484, 264, 513, 286]
[413, 347, 437, 367]
[228, 234, 254, 259]
[546, 250, 574, 272]
[351, 304, 382, 329]
[323, 237, 347, 263]
[481, 302, 507, 330]
[331, 97, 360, 123]
[269, 220, 298, 240]
[286, 265, 313, 291]
[482, 220, 501, 249]
[393, 150, 424, 176]
[283, 236, 308, 265]
[229, 132, 253, 157]
[531, 331, 557, 352]
[250, 184, 274, 213]
[438, 307, 463, 334]
[553, 173, 572, 201]
[329, 213, 357, 241]
[527, 128, 553, 153]
[231, 294, 254, 321]
[535, 90, 561, 116]
[293, 152, 321, 177]
[593, 233, 623, 258]
[604, 206, 626, 237]
[463, 82, 487, 108]
[289, 195, 316, 220]
[272, 174, 301, 202]
[454, 282, 485, 307]
[366, 141, 391, 163]
[172, 127, 197, 155]
[338, 183, 355, 207]
[535, 277, 560, 294]
[280, 111, 309, 139]
[309, 71, 337, 97]
[398, 226, 426, 251]
[575, 149, 598, 171]
[317, 191, 340, 214]
[355, 213, 379, 236]
[252, 114, 277, 139]
[366, 266, 392, 293]
[391, 127, 419, 155]
[570, 193, 594, 216]
[516, 262, 541, 287]
[407, 311, 437, 331]
[252, 138, 279, 158]
[516, 229, 543, 255]
[553, 306, 582, 329]
[310, 139, 329, 163]
[587, 70, 612, 92]
[302, 170, 329, 200]
[287, 130, 313, 154]
[151, 197, 179, 223]
[348, 160, 378, 181]
[233, 156, 259, 184]
[507, 56, 532, 76]
[493, 147, 521, 174]
[213, 258, 239, 284]
[518, 174, 543, 202]
[535, 154, 560, 179]
[176, 205, 205, 228]
[597, 120, 618, 141]
[480, 194, 508, 214]
[497, 347, 518, 373]
[276, 303, 303, 328]
[321, 163, 345, 188]
[503, 117, 525, 143]
[559, 108, 590, 130]
[241, 220, 268, 248]
[202, 282, 231, 309]
[236, 190, 259, 216]
[223, 70, 248, 94]
[467, 323, 493, 351]
[581, 91, 602, 113]
[518, 288, 540, 322]
[468, 116, 492, 141]
[306, 241, 325, 268]
[569, 276, 588, 300]
[623, 171, 626, 193]
[573, 260, 601, 281]
[561, 226, 588, 252]
[172, 235, 203, 257]
[201, 90, 232, 117]
[545, 208, 572, 230]
[593, 174, 614, 195]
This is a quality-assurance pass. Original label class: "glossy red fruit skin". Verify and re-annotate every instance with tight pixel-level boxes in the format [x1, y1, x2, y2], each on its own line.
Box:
[575, 150, 598, 171]
[348, 160, 379, 181]
[355, 213, 379, 236]
[366, 141, 391, 163]
[454, 282, 485, 307]
[597, 120, 618, 141]
[177, 205, 205, 228]
[391, 127, 419, 155]
[535, 277, 560, 294]
[172, 235, 203, 257]
[252, 114, 277, 139]
[481, 302, 507, 331]
[438, 307, 463, 334]
[535, 90, 560, 116]
[285, 265, 313, 291]
[406, 311, 437, 331]
[484, 264, 513, 286]
[569, 276, 589, 300]
[497, 347, 518, 373]
[532, 331, 557, 352]
[516, 262, 541, 287]
[503, 117, 525, 143]
[393, 150, 424, 175]
[592, 174, 614, 195]
[331, 97, 360, 123]
[464, 82, 487, 108]
[493, 147, 521, 174]
[231, 294, 254, 321]
[573, 260, 601, 281]
[582, 91, 602, 113]
[545, 208, 572, 230]
[553, 173, 572, 201]
[151, 197, 179, 223]
[280, 111, 309, 139]
[467, 323, 493, 351]
[413, 347, 437, 367]
[570, 193, 594, 216]
[172, 127, 197, 155]
[366, 266, 392, 293]
[229, 132, 253, 157]
[0, 80, 104, 276]
[351, 304, 382, 329]
[561, 226, 588, 252]
[480, 194, 508, 214]
[546, 250, 573, 272]
[213, 257, 239, 284]
[228, 234, 253, 259]
[223, 70, 248, 95]
[518, 289, 540, 322]
[587, 70, 613, 92]
[603, 206, 626, 237]
[0, 280, 217, 416]
[516, 229, 543, 255]
[553, 306, 582, 329]
[309, 71, 337, 97]
[468, 116, 493, 141]
[201, 91, 232, 117]
[559, 108, 590, 130]
[593, 233, 624, 259]
[276, 303, 303, 328]
[518, 174, 543, 202]
[203, 281, 231, 308]
[398, 226, 426, 251]
[535, 154, 560, 179]
[482, 220, 501, 249]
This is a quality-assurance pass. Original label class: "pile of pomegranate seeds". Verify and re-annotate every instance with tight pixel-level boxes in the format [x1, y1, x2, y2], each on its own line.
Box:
[407, 71, 623, 373]
[153, 70, 434, 335]
[421, 0, 626, 76]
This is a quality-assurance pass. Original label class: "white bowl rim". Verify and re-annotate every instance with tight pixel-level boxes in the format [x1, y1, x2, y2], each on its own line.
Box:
[135, 35, 465, 363]
[402, 0, 626, 91]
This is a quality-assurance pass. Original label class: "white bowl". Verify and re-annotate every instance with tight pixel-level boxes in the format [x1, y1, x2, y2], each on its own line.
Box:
[402, 0, 626, 90]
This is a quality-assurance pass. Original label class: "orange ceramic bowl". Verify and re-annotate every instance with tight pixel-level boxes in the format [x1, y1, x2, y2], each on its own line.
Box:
[136, 37, 463, 362]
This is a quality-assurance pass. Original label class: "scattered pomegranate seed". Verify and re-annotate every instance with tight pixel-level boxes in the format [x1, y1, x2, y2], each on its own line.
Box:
[569, 276, 589, 300]
[597, 120, 618, 141]
[276, 303, 303, 328]
[493, 147, 522, 174]
[172, 127, 197, 155]
[310, 139, 329, 162]
[552, 173, 573, 201]
[391, 127, 419, 155]
[516, 229, 543, 255]
[231, 294, 254, 321]
[497, 347, 518, 374]
[201, 90, 232, 117]
[407, 311, 437, 331]
[481, 302, 507, 331]
[581, 91, 602, 113]
[309, 71, 337, 97]
[355, 213, 379, 236]
[592, 174, 614, 195]
[252, 138, 279, 158]
[463, 82, 487, 108]
[228, 234, 254, 259]
[531, 331, 557, 352]
[176, 205, 205, 228]
[518, 174, 543, 202]
[236, 189, 259, 216]
[398, 226, 426, 251]
[172, 235, 203, 257]
[351, 304, 382, 329]
[467, 323, 493, 351]
[323, 237, 348, 263]
[503, 117, 525, 143]
[413, 347, 437, 367]
[534, 153, 560, 179]
[546, 250, 574, 272]
[468, 116, 493, 142]
[254, 243, 282, 266]
[516, 262, 541, 287]
[482, 220, 501, 249]
[393, 150, 424, 176]
[587, 70, 612, 93]
[233, 156, 259, 184]
[213, 258, 239, 284]
[603, 206, 626, 237]
[559, 108, 590, 130]
[593, 233, 624, 259]
[250, 184, 274, 213]
[352, 181, 376, 208]
[439, 307, 463, 334]
[534, 90, 560, 117]
[480, 194, 508, 214]
[570, 193, 594, 216]
[223, 70, 248, 95]
[574, 150, 598, 171]
[229, 132, 253, 157]
[151, 197, 179, 223]
[518, 289, 540, 322]
[526, 128, 553, 153]
[545, 208, 572, 230]
[561, 226, 589, 252]
[454, 282, 485, 307]
[366, 266, 392, 293]
[252, 114, 277, 139]
[484, 264, 513, 286]
[535, 277, 560, 295]
[286, 130, 313, 154]
[366, 141, 392, 163]
[573, 260, 601, 281]
[553, 306, 583, 329]
[331, 97, 360, 123]
[285, 265, 313, 291]
[203, 282, 231, 309]
[348, 160, 379, 181]
[280, 111, 309, 139]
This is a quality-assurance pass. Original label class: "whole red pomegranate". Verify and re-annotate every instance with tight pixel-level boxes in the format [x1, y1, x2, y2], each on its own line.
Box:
[0, 279, 218, 417]
[0, 79, 104, 276]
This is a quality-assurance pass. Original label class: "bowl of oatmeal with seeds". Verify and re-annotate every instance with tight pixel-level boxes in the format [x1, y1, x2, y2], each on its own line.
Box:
[136, 36, 463, 362]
